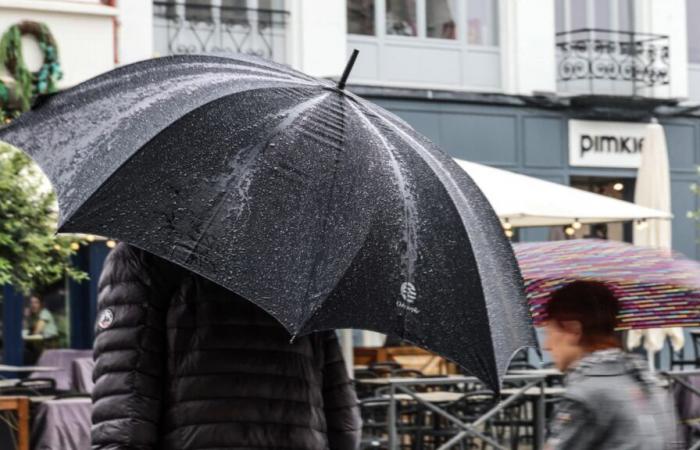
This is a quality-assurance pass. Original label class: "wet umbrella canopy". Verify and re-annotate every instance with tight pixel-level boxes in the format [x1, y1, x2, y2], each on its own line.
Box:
[0, 54, 534, 390]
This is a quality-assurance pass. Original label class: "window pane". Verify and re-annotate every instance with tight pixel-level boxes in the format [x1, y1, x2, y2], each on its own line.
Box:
[467, 0, 498, 46]
[570, 0, 587, 29]
[221, 0, 248, 25]
[555, 0, 566, 32]
[348, 0, 375, 35]
[593, 0, 610, 29]
[618, 0, 633, 31]
[185, 0, 213, 23]
[688, 0, 700, 63]
[426, 0, 458, 39]
[386, 0, 417, 36]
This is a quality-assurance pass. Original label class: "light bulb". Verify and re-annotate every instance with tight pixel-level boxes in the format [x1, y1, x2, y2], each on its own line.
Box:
[565, 226, 575, 236]
[70, 242, 80, 251]
[505, 229, 514, 238]
[613, 182, 624, 191]
[572, 220, 582, 230]
[86, 235, 95, 242]
[503, 220, 512, 230]
[53, 244, 61, 251]
[106, 240, 117, 249]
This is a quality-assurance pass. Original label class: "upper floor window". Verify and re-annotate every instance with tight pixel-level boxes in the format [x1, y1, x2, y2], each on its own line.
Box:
[347, 0, 499, 47]
[555, 0, 634, 32]
[467, 0, 498, 45]
[687, 0, 700, 63]
[427, 0, 457, 39]
[348, 0, 375, 35]
[386, 0, 417, 36]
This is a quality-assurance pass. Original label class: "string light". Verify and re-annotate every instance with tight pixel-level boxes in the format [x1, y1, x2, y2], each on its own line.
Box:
[505, 229, 514, 239]
[565, 226, 576, 236]
[572, 219, 582, 230]
[86, 235, 95, 242]
[106, 240, 117, 249]
[53, 244, 61, 251]
[613, 182, 624, 191]
[502, 219, 512, 230]
[70, 242, 80, 251]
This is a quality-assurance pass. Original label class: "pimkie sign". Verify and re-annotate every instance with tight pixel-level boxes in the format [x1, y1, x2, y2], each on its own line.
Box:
[569, 119, 649, 169]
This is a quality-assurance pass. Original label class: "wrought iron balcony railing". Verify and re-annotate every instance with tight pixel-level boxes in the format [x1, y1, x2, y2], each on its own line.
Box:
[153, 1, 289, 63]
[556, 29, 670, 97]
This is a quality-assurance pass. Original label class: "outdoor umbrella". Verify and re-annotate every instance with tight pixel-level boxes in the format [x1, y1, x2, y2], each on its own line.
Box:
[0, 53, 534, 390]
[630, 121, 680, 368]
[514, 239, 700, 329]
[454, 159, 671, 227]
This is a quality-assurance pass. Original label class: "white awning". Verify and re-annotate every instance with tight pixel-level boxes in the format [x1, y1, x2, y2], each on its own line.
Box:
[454, 159, 672, 227]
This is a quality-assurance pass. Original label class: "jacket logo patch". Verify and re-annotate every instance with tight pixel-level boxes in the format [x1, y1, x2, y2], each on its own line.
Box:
[98, 309, 114, 329]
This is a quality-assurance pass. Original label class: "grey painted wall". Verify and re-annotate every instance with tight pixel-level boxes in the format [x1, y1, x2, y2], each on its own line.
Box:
[371, 97, 700, 260]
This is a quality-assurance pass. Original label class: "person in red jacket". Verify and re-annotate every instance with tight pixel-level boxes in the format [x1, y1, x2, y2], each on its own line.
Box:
[91, 243, 362, 450]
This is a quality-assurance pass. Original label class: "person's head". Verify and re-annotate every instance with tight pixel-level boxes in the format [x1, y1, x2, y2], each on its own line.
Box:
[29, 295, 43, 314]
[541, 280, 620, 371]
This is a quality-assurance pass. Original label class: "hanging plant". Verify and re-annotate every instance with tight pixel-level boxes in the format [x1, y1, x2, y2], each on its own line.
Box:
[0, 21, 63, 113]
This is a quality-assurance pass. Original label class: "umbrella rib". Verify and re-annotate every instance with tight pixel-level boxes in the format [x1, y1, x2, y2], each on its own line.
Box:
[176, 93, 332, 270]
[347, 100, 419, 341]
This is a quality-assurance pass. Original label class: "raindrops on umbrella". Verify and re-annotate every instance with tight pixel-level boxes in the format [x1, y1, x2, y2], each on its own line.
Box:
[0, 52, 535, 391]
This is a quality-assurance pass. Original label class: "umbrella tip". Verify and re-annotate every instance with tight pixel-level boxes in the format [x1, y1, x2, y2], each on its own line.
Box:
[337, 49, 360, 91]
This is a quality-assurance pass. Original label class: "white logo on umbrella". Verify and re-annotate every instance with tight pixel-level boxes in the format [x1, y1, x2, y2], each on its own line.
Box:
[401, 282, 417, 304]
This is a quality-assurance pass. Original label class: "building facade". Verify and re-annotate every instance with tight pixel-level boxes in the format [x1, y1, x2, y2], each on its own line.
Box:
[3, 0, 699, 364]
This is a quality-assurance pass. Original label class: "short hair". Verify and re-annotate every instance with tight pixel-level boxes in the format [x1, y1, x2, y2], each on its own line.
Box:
[545, 280, 620, 347]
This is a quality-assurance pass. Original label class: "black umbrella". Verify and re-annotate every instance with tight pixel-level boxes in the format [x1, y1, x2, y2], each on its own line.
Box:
[0, 53, 534, 390]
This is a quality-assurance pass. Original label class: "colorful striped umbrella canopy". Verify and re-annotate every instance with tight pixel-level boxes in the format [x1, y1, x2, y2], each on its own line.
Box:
[513, 239, 700, 329]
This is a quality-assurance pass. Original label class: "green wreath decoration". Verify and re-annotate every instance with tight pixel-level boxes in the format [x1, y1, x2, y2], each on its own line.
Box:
[0, 21, 63, 113]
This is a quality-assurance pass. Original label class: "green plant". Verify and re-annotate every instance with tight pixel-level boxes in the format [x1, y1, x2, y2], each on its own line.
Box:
[0, 142, 86, 294]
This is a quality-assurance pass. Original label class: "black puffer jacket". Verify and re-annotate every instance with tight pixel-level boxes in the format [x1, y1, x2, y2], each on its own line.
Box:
[92, 243, 362, 450]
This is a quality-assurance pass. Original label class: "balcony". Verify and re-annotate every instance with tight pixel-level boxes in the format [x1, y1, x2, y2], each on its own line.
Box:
[153, 1, 289, 64]
[556, 29, 670, 98]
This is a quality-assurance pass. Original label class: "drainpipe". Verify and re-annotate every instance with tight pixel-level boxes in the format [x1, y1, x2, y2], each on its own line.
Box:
[105, 0, 119, 65]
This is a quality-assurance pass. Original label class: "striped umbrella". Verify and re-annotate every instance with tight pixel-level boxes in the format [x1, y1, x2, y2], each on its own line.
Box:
[513, 239, 700, 329]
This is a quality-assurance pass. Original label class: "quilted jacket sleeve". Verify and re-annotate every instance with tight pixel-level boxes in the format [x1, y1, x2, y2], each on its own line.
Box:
[321, 331, 362, 450]
[91, 243, 177, 449]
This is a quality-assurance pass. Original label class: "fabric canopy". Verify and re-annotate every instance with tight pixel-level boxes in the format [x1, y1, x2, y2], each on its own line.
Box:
[455, 159, 672, 227]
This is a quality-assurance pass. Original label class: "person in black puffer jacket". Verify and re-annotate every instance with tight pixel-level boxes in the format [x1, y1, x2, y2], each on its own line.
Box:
[91, 243, 362, 450]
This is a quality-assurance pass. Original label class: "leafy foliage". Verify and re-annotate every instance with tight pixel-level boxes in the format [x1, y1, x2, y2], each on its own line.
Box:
[0, 142, 86, 293]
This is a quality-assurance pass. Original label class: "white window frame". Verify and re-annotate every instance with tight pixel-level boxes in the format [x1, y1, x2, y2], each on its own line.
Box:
[348, 0, 500, 49]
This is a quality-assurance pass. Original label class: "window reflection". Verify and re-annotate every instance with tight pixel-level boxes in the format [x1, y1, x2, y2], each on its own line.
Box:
[348, 0, 375, 35]
[386, 0, 417, 37]
[467, 0, 498, 46]
[427, 0, 458, 39]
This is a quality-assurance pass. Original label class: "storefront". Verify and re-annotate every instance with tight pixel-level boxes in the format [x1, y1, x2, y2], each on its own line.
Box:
[351, 87, 700, 260]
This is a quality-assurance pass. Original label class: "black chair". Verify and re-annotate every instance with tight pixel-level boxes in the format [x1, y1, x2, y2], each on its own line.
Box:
[360, 397, 390, 449]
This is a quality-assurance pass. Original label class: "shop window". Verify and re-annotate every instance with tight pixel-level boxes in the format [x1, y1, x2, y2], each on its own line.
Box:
[386, 0, 417, 37]
[688, 0, 700, 63]
[467, 0, 498, 46]
[426, 0, 458, 39]
[348, 0, 376, 35]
